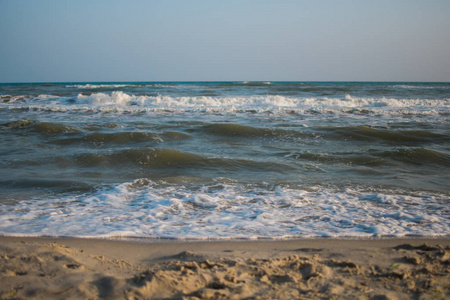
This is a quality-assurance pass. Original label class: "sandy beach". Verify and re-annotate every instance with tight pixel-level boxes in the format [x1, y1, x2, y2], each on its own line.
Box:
[0, 237, 449, 299]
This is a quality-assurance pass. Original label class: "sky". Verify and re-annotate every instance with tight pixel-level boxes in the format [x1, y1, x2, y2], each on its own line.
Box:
[1, 0, 449, 82]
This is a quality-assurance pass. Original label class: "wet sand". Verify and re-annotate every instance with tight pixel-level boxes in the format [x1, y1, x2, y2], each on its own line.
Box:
[1, 236, 449, 299]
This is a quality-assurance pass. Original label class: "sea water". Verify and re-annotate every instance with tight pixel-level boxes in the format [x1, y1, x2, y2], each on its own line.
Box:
[0, 82, 449, 239]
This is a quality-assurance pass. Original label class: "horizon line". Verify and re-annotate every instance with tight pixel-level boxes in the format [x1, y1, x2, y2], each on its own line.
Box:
[1, 80, 449, 84]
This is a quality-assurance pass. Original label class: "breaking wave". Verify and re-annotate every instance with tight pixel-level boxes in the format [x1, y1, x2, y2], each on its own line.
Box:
[1, 91, 448, 118]
[0, 179, 448, 239]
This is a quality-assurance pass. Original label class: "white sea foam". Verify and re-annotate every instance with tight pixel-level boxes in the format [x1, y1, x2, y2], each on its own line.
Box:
[393, 85, 449, 89]
[65, 83, 185, 89]
[1, 92, 448, 122]
[66, 84, 138, 89]
[0, 95, 26, 103]
[36, 94, 59, 99]
[73, 92, 450, 119]
[0, 180, 448, 239]
[77, 91, 147, 105]
[74, 93, 448, 111]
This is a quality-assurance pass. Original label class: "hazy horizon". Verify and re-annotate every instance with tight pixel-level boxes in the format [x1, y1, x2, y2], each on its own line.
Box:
[1, 0, 449, 83]
[1, 80, 450, 84]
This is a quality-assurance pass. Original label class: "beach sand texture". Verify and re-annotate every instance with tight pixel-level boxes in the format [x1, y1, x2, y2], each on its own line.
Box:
[1, 237, 449, 299]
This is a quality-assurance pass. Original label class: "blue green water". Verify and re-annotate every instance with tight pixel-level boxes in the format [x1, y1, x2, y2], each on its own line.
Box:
[0, 82, 449, 238]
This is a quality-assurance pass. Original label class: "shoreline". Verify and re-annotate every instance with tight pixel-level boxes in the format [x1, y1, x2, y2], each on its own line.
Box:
[3, 236, 450, 262]
[1, 236, 449, 299]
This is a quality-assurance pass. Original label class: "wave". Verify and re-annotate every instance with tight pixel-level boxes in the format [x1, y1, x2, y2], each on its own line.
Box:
[33, 122, 80, 135]
[66, 84, 141, 89]
[54, 132, 163, 145]
[1, 178, 92, 192]
[376, 148, 450, 167]
[239, 81, 273, 86]
[2, 119, 80, 135]
[2, 92, 448, 117]
[66, 83, 183, 89]
[3, 119, 193, 145]
[76, 91, 147, 105]
[286, 147, 450, 168]
[201, 123, 310, 139]
[286, 152, 386, 166]
[0, 180, 448, 238]
[55, 92, 450, 111]
[161, 131, 192, 140]
[318, 125, 450, 144]
[2, 119, 38, 128]
[1, 95, 26, 103]
[393, 84, 450, 89]
[73, 147, 293, 173]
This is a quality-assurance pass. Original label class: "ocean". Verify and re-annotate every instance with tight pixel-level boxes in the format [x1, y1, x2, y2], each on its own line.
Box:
[0, 82, 449, 239]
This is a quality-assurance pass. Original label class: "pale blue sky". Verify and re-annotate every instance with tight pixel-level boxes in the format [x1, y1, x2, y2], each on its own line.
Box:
[1, 0, 449, 82]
